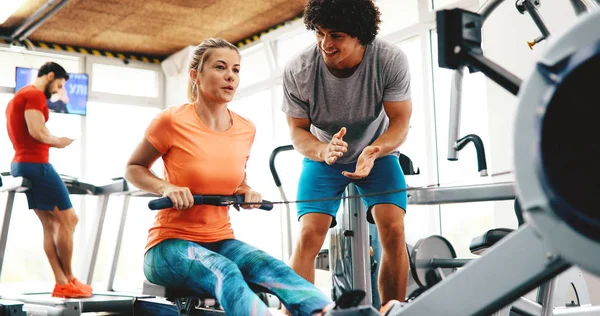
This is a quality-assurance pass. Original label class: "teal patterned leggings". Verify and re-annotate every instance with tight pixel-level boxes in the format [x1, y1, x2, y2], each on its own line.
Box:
[144, 238, 332, 315]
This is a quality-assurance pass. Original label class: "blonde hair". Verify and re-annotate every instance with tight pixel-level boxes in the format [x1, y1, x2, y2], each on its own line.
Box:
[187, 38, 239, 102]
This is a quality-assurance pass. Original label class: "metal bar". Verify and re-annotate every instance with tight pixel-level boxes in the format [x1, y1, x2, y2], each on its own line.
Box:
[9, 0, 61, 39]
[454, 134, 489, 176]
[0, 191, 16, 278]
[82, 195, 110, 285]
[539, 278, 556, 316]
[445, 0, 503, 172]
[128, 189, 156, 198]
[464, 51, 522, 96]
[553, 305, 600, 315]
[268, 145, 295, 261]
[14, 0, 71, 41]
[479, 0, 506, 21]
[269, 145, 294, 187]
[447, 67, 464, 161]
[106, 195, 130, 292]
[408, 182, 515, 205]
[346, 184, 372, 306]
[522, 0, 551, 38]
[417, 258, 471, 268]
[511, 296, 542, 316]
[391, 224, 571, 316]
[277, 187, 293, 261]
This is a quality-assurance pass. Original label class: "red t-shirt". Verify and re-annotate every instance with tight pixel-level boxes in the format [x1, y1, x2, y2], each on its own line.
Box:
[6, 85, 50, 163]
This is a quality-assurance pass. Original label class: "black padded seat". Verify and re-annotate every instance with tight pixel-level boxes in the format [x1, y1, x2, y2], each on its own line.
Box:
[142, 279, 278, 315]
[469, 228, 514, 255]
[142, 280, 209, 299]
[400, 154, 420, 175]
[142, 280, 219, 309]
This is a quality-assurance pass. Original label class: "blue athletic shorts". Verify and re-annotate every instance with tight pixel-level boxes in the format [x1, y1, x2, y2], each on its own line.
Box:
[297, 155, 407, 227]
[10, 162, 72, 211]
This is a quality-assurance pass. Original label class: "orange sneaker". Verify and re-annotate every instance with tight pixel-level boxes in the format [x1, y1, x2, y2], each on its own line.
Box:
[70, 278, 93, 295]
[52, 282, 92, 298]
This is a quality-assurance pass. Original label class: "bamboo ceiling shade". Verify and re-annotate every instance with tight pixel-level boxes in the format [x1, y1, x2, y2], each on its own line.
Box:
[0, 0, 307, 58]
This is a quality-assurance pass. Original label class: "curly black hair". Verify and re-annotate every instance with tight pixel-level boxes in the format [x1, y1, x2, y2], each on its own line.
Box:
[303, 0, 382, 46]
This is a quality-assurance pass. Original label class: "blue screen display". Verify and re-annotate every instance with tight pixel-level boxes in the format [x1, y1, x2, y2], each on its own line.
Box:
[15, 67, 89, 116]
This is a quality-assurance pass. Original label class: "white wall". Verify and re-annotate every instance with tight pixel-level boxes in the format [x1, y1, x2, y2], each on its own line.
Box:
[481, 0, 600, 304]
[162, 45, 194, 108]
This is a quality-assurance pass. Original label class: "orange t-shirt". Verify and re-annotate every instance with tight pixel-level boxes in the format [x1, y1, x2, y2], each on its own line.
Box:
[144, 103, 255, 251]
[6, 85, 51, 163]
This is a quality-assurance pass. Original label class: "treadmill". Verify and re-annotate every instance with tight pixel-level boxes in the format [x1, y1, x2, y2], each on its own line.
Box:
[60, 175, 130, 285]
[0, 173, 31, 278]
[106, 189, 172, 313]
[0, 175, 28, 316]
[0, 173, 136, 315]
[0, 299, 26, 316]
[106, 188, 156, 293]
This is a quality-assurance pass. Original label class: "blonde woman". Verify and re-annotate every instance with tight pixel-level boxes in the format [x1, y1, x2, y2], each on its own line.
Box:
[126, 38, 332, 315]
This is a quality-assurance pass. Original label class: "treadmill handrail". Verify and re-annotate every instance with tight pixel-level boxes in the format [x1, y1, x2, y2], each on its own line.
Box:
[95, 179, 129, 195]
[269, 145, 294, 187]
[61, 177, 128, 195]
[2, 171, 129, 196]
[0, 175, 32, 192]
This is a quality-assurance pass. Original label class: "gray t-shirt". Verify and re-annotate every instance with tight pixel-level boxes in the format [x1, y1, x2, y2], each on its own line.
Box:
[282, 38, 411, 164]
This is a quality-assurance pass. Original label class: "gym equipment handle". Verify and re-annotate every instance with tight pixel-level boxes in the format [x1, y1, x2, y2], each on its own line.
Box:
[454, 134, 488, 176]
[269, 145, 294, 187]
[415, 258, 471, 269]
[148, 195, 274, 211]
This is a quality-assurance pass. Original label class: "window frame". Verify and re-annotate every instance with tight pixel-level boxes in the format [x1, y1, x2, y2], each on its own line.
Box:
[85, 55, 166, 109]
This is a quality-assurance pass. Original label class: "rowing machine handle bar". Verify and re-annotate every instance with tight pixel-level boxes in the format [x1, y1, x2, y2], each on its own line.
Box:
[148, 195, 274, 211]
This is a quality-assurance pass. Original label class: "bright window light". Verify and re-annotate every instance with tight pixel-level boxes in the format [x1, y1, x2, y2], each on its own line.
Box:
[0, 0, 26, 25]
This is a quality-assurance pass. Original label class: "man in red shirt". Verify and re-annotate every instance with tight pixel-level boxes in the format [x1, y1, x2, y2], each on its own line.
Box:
[6, 62, 91, 298]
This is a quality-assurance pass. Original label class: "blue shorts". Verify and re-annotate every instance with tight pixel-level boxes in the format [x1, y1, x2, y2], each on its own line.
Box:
[297, 155, 407, 227]
[10, 162, 72, 211]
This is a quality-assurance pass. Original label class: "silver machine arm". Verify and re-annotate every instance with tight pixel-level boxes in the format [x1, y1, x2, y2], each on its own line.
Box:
[446, 0, 597, 175]
[382, 4, 600, 316]
[446, 0, 507, 175]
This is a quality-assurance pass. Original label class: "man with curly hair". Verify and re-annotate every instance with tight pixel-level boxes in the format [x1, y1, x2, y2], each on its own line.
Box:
[282, 0, 412, 305]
